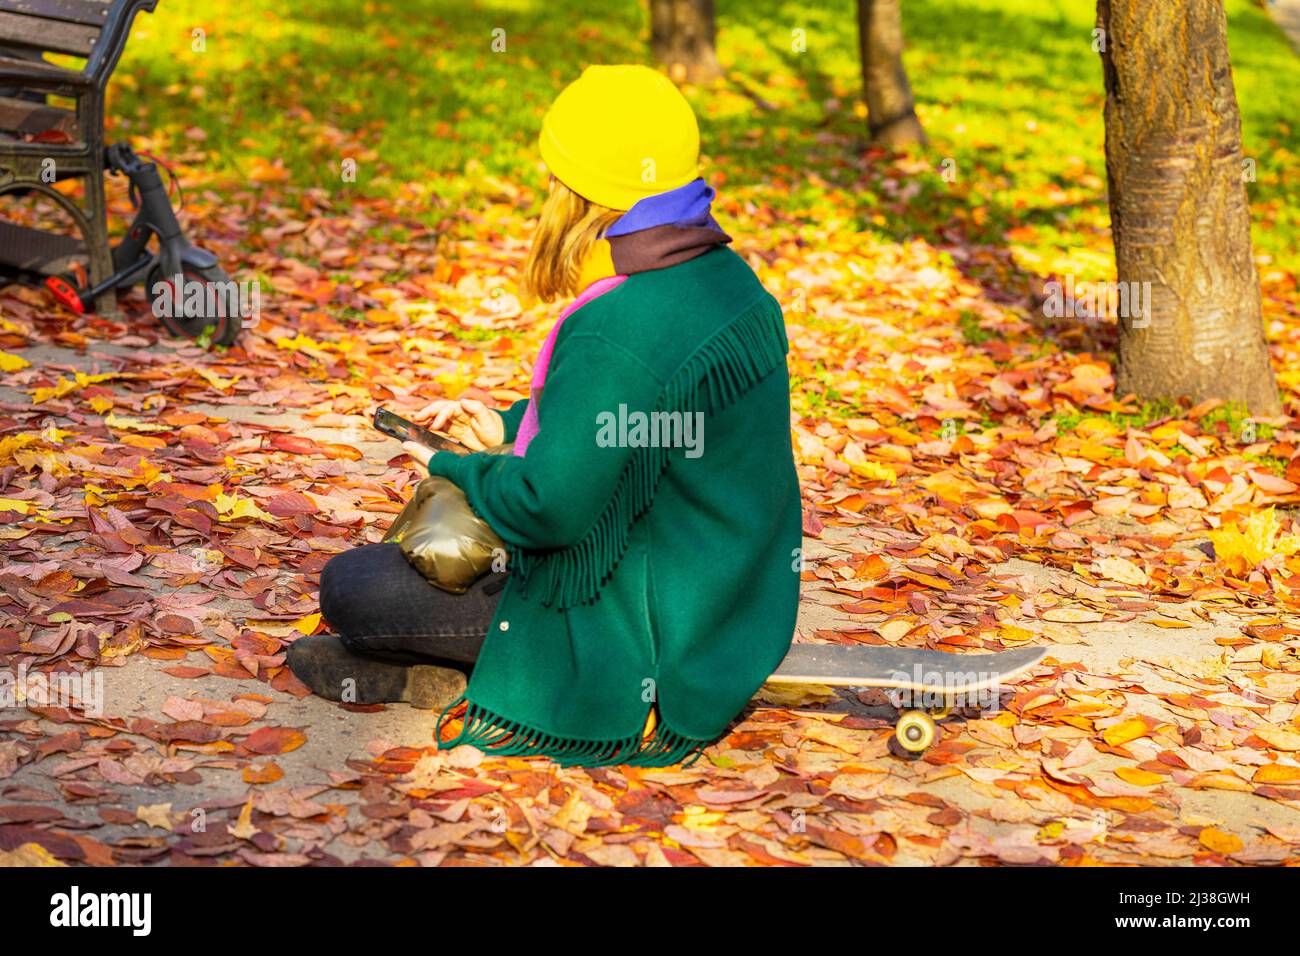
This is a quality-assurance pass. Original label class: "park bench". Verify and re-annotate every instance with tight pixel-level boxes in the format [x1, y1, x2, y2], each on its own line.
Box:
[0, 0, 157, 316]
[0, 0, 235, 344]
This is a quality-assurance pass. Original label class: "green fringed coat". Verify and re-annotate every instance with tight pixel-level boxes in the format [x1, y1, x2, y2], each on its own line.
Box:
[427, 247, 801, 766]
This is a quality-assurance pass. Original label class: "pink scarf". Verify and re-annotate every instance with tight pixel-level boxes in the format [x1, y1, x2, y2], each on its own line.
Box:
[513, 275, 626, 456]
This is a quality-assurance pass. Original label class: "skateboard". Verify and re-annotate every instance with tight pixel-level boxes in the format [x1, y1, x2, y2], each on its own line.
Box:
[764, 643, 1047, 754]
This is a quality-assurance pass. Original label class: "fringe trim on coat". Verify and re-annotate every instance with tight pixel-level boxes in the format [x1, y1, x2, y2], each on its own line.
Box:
[436, 696, 712, 768]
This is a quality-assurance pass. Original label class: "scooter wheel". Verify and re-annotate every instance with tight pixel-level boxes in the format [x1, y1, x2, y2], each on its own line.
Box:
[146, 264, 241, 347]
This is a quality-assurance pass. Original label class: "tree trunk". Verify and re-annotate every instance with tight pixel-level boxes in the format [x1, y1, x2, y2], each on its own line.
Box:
[1098, 0, 1280, 414]
[650, 0, 722, 84]
[857, 0, 925, 146]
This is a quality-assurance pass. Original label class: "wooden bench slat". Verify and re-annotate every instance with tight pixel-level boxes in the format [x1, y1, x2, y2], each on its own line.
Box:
[0, 93, 76, 137]
[0, 10, 101, 56]
[0, 52, 84, 81]
[0, 0, 110, 29]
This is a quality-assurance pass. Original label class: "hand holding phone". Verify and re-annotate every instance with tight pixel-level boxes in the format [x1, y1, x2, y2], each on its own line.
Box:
[373, 407, 466, 455]
[415, 398, 504, 450]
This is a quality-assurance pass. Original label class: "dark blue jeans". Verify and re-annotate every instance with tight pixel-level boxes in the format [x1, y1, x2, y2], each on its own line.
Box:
[318, 543, 505, 666]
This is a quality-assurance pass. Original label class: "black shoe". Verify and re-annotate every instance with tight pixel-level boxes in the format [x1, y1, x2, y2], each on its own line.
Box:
[286, 634, 467, 709]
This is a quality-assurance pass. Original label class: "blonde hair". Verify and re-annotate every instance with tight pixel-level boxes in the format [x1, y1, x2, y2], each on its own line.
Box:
[522, 178, 622, 303]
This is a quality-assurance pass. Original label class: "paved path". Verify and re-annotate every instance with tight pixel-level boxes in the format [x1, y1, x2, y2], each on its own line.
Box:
[6, 329, 1300, 866]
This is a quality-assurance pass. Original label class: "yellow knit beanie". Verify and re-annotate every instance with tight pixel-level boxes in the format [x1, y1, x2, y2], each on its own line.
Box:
[539, 65, 700, 211]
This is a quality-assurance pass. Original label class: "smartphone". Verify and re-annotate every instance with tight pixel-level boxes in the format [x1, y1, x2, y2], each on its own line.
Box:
[373, 407, 466, 454]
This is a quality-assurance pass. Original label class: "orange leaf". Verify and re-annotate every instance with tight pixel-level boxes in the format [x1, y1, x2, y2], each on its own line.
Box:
[243, 762, 285, 785]
[1198, 827, 1243, 855]
[1102, 717, 1150, 747]
[320, 442, 363, 461]
[1253, 764, 1300, 784]
[240, 726, 307, 756]
[1115, 767, 1164, 787]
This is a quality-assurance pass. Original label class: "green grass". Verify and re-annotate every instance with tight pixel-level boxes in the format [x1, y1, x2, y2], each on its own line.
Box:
[1199, 401, 1278, 441]
[1051, 398, 1283, 441]
[958, 311, 994, 345]
[1051, 399, 1181, 435]
[103, 0, 1300, 270]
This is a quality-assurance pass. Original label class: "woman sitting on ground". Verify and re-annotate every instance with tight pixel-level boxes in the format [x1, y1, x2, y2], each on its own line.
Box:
[288, 65, 801, 767]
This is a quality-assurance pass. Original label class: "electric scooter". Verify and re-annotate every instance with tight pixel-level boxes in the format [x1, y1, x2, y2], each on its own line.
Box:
[44, 143, 239, 346]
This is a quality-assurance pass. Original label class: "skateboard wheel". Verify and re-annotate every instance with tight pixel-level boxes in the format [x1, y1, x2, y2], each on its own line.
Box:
[896, 710, 937, 753]
[929, 702, 953, 720]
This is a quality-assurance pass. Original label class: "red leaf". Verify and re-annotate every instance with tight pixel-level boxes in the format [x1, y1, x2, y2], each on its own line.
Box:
[263, 492, 318, 517]
[267, 434, 321, 455]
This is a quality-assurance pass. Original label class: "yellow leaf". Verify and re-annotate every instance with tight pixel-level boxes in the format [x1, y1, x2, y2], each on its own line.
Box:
[999, 624, 1035, 644]
[755, 682, 837, 707]
[28, 371, 120, 404]
[0, 842, 67, 867]
[293, 612, 322, 636]
[1254, 764, 1300, 784]
[876, 619, 913, 643]
[104, 412, 169, 433]
[919, 470, 978, 502]
[1076, 417, 1120, 438]
[1115, 767, 1164, 787]
[847, 459, 897, 484]
[680, 805, 725, 829]
[1102, 717, 1150, 747]
[1186, 771, 1253, 792]
[196, 367, 241, 390]
[325, 383, 371, 400]
[1254, 724, 1300, 752]
[98, 626, 146, 660]
[1150, 618, 1192, 629]
[28, 376, 76, 404]
[970, 498, 1014, 519]
[0, 497, 31, 514]
[214, 493, 274, 523]
[276, 332, 336, 354]
[0, 350, 30, 372]
[1073, 440, 1117, 462]
[1094, 556, 1148, 586]
[1041, 607, 1105, 623]
[227, 798, 259, 840]
[0, 434, 39, 464]
[13, 449, 67, 477]
[435, 370, 472, 399]
[1208, 508, 1300, 569]
[1149, 423, 1186, 443]
[115, 458, 168, 490]
[1198, 827, 1243, 855]
[967, 718, 1016, 747]
[135, 803, 174, 831]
